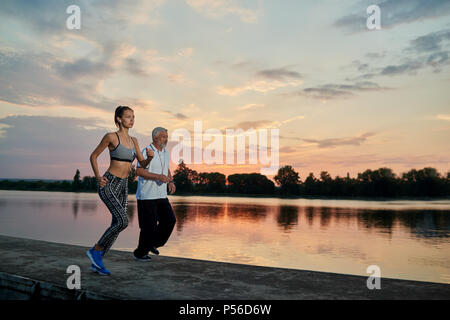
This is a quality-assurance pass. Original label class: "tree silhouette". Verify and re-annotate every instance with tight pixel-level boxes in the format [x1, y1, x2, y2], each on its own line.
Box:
[359, 167, 398, 197]
[72, 169, 81, 191]
[196, 172, 226, 193]
[274, 165, 300, 195]
[302, 172, 318, 195]
[173, 160, 199, 193]
[227, 173, 274, 195]
[401, 167, 445, 196]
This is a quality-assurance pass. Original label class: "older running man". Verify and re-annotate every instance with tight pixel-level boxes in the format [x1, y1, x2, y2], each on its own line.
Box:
[132, 127, 176, 261]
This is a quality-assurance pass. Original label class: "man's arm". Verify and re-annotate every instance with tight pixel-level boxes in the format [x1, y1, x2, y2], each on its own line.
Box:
[136, 167, 163, 181]
[136, 167, 172, 183]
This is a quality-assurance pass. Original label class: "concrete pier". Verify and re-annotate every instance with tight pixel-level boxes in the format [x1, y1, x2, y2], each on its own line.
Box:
[0, 235, 449, 300]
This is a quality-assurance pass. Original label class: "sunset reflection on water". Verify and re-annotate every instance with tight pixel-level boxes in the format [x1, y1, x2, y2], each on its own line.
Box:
[0, 191, 449, 284]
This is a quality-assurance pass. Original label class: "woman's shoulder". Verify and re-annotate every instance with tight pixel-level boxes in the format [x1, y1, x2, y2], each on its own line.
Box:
[130, 136, 139, 150]
[103, 132, 118, 140]
[132, 136, 142, 146]
[100, 132, 113, 140]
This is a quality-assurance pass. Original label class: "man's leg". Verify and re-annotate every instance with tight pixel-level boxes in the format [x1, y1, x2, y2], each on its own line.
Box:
[153, 198, 177, 248]
[133, 199, 158, 257]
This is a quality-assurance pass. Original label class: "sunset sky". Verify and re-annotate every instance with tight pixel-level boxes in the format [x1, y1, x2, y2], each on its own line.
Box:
[0, 0, 449, 181]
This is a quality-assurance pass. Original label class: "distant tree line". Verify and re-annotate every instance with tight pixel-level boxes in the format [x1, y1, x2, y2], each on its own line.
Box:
[0, 168, 139, 194]
[172, 161, 449, 198]
[274, 166, 450, 198]
[0, 161, 449, 198]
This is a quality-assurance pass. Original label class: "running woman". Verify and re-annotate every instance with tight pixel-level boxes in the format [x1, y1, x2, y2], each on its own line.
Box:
[88, 106, 154, 275]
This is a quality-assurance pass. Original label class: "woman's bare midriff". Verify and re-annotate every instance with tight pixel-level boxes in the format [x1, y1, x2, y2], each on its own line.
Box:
[107, 159, 133, 179]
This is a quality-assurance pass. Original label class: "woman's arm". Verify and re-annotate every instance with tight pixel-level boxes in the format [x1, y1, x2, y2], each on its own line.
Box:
[90, 133, 111, 185]
[132, 137, 153, 168]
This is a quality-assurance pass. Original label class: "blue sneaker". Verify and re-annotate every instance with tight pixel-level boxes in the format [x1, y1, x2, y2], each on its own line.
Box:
[86, 247, 105, 270]
[97, 267, 111, 275]
[89, 263, 111, 276]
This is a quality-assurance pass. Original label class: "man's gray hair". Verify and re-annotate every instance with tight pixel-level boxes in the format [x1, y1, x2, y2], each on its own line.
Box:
[152, 127, 168, 139]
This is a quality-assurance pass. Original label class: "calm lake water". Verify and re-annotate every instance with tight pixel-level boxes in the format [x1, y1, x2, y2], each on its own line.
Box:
[0, 190, 449, 284]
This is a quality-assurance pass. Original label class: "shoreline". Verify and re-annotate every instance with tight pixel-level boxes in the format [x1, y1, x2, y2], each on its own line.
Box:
[1, 188, 449, 202]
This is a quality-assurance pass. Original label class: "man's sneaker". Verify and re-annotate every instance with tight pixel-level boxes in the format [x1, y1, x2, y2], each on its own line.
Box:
[149, 246, 159, 255]
[132, 252, 152, 262]
[89, 264, 111, 276]
[87, 247, 105, 269]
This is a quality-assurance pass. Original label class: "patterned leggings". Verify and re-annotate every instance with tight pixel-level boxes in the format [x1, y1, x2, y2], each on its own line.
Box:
[97, 170, 129, 256]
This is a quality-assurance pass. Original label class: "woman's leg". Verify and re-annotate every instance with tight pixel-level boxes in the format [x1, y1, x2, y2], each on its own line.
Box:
[101, 178, 129, 254]
[97, 174, 129, 256]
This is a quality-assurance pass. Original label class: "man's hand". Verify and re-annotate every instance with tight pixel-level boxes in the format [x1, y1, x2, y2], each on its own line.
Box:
[146, 147, 154, 159]
[168, 181, 176, 194]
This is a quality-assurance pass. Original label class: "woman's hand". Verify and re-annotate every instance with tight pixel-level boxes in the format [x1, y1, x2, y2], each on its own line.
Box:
[97, 175, 109, 188]
[158, 174, 172, 184]
[146, 147, 154, 159]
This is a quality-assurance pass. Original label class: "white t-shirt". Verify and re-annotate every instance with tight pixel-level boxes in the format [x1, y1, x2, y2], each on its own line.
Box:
[136, 142, 170, 200]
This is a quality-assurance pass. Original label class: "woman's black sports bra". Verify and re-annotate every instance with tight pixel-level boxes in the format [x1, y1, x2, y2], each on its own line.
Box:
[109, 132, 136, 162]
